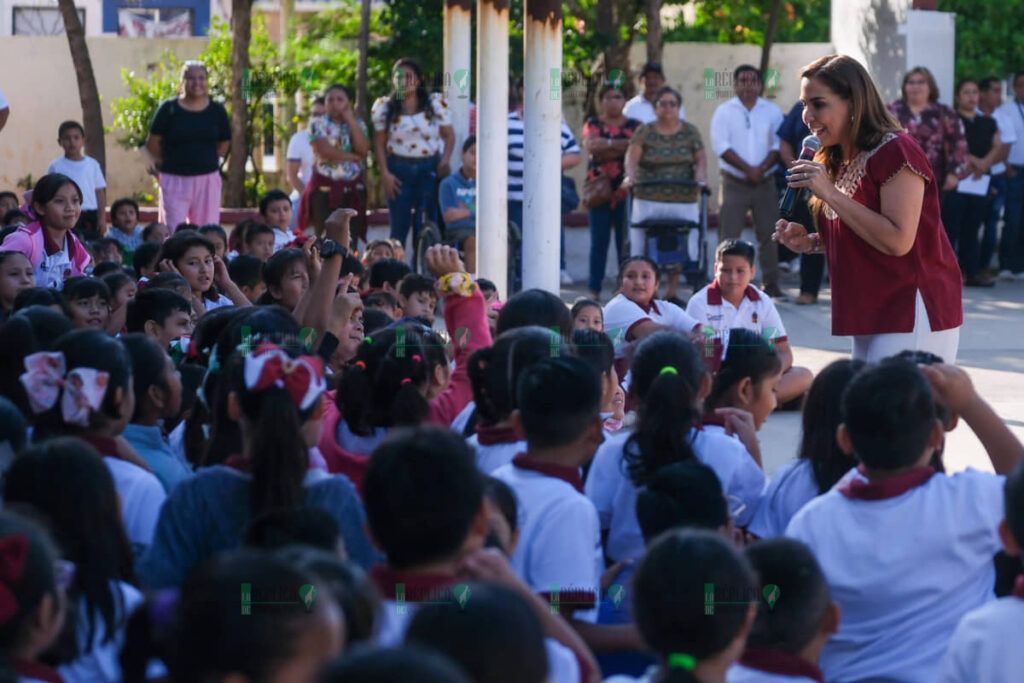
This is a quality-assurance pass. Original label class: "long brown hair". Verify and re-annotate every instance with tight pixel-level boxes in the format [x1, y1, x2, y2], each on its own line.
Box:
[800, 55, 902, 224]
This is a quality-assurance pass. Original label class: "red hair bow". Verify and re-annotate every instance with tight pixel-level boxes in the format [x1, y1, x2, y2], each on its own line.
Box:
[0, 535, 29, 625]
[243, 343, 326, 411]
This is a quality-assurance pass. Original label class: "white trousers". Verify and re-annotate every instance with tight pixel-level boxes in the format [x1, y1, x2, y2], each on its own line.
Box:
[851, 291, 961, 363]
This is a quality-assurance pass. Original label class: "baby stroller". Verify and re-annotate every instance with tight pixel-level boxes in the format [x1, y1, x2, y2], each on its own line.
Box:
[629, 179, 711, 291]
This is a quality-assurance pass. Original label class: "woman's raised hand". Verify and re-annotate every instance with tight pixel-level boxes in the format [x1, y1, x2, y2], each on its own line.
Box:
[773, 220, 815, 254]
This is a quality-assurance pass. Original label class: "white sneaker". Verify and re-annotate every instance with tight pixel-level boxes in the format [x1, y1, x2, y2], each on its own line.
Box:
[560, 269, 574, 285]
[998, 269, 1016, 280]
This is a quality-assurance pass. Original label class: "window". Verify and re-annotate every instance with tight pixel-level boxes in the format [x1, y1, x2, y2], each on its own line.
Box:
[117, 7, 193, 37]
[13, 6, 84, 35]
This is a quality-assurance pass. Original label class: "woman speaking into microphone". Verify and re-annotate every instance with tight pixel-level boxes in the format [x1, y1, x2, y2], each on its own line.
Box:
[775, 55, 963, 362]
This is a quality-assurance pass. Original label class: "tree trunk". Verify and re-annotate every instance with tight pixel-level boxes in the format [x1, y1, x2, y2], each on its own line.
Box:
[57, 0, 105, 173]
[595, 0, 640, 94]
[226, 0, 253, 207]
[357, 0, 371, 118]
[646, 0, 663, 64]
[760, 0, 783, 76]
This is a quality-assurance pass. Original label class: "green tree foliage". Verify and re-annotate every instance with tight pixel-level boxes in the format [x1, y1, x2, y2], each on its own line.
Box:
[666, 0, 829, 44]
[938, 0, 1024, 82]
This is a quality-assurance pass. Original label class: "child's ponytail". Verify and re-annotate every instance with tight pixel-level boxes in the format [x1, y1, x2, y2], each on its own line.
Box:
[624, 332, 705, 487]
[229, 343, 326, 518]
[706, 328, 782, 410]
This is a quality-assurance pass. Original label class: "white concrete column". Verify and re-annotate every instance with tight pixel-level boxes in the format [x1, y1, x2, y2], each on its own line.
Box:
[522, 0, 562, 293]
[444, 0, 472, 172]
[476, 0, 509, 292]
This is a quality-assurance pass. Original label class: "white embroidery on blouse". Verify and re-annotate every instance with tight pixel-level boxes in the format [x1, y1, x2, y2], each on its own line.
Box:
[823, 132, 899, 221]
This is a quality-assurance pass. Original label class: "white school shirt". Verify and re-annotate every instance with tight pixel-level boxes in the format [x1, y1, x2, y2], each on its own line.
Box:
[747, 458, 822, 539]
[203, 293, 235, 312]
[602, 293, 700, 359]
[623, 94, 686, 123]
[466, 433, 528, 473]
[686, 282, 788, 343]
[104, 457, 166, 558]
[58, 581, 143, 683]
[939, 597, 1024, 683]
[48, 156, 106, 210]
[785, 468, 1005, 683]
[36, 240, 72, 290]
[272, 227, 293, 252]
[980, 107, 1017, 175]
[710, 97, 784, 179]
[996, 99, 1024, 166]
[450, 399, 476, 435]
[726, 664, 820, 683]
[286, 127, 314, 198]
[492, 460, 603, 623]
[585, 426, 765, 562]
[375, 596, 582, 682]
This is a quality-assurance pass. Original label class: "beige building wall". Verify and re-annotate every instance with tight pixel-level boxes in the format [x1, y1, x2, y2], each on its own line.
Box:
[0, 36, 206, 202]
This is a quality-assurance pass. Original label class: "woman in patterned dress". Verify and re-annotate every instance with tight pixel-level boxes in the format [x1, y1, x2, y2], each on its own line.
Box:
[582, 83, 641, 299]
[297, 84, 369, 240]
[620, 86, 707, 304]
[775, 55, 963, 363]
[888, 66, 969, 194]
[371, 59, 455, 251]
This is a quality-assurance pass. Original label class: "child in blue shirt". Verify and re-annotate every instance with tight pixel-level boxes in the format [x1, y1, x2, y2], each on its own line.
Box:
[439, 136, 477, 271]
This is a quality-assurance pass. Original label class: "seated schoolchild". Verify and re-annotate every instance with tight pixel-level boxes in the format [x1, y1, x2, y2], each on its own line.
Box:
[362, 426, 600, 682]
[940, 461, 1024, 683]
[748, 360, 865, 539]
[686, 239, 812, 405]
[727, 538, 839, 683]
[785, 360, 1024, 682]
[602, 256, 701, 364]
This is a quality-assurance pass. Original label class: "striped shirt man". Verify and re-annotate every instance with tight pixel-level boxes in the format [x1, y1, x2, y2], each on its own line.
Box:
[507, 110, 581, 202]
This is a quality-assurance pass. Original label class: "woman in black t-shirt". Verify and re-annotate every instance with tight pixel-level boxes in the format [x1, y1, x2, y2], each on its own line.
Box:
[943, 78, 1003, 286]
[145, 61, 231, 230]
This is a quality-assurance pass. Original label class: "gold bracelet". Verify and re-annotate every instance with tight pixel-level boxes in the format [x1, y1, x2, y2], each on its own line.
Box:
[436, 272, 477, 297]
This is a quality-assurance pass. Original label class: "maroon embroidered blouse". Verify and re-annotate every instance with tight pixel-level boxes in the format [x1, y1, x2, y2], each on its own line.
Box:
[820, 132, 963, 336]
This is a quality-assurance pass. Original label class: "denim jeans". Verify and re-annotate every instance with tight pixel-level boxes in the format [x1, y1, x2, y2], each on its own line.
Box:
[587, 202, 627, 293]
[386, 155, 439, 247]
[982, 173, 1007, 272]
[999, 167, 1024, 273]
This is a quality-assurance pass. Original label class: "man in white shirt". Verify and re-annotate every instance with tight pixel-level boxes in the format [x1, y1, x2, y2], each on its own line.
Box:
[623, 62, 686, 123]
[286, 97, 326, 231]
[710, 65, 785, 298]
[994, 73, 1024, 278]
[978, 77, 1015, 277]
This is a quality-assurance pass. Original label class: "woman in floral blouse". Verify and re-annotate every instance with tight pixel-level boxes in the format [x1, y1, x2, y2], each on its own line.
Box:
[372, 58, 455, 250]
[889, 67, 968, 194]
[582, 83, 641, 299]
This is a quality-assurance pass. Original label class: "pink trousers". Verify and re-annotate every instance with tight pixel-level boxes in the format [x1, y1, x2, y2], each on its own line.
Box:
[158, 170, 222, 228]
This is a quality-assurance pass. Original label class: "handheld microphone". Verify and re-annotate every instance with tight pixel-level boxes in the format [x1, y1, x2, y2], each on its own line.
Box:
[779, 135, 821, 219]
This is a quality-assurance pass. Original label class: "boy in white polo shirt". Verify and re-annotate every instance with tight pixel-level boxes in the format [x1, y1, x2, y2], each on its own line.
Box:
[786, 360, 1024, 683]
[361, 426, 599, 682]
[493, 357, 605, 620]
[687, 239, 811, 406]
[940, 460, 1024, 683]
